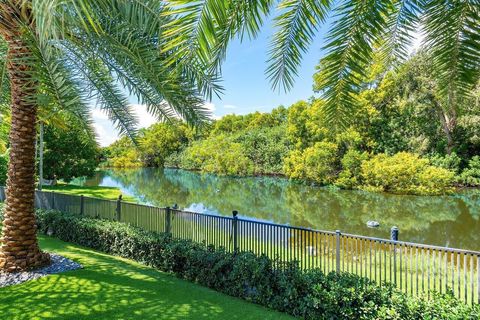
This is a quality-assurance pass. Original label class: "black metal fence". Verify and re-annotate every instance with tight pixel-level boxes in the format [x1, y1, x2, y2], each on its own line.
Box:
[0, 187, 479, 305]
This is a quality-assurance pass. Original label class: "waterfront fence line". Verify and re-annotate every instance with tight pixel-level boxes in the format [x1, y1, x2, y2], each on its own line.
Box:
[0, 187, 479, 305]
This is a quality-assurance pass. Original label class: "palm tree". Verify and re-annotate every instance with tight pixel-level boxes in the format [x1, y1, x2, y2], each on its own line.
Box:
[0, 0, 218, 272]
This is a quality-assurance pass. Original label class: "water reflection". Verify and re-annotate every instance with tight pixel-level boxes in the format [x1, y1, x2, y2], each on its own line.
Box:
[80, 168, 480, 251]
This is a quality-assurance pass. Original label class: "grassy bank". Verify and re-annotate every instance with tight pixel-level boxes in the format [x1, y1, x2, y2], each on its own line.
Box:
[0, 235, 292, 320]
[43, 184, 136, 202]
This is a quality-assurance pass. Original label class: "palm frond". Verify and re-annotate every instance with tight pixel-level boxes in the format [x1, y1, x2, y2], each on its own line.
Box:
[422, 0, 480, 109]
[315, 0, 395, 128]
[380, 0, 422, 65]
[267, 0, 331, 91]
[63, 46, 139, 141]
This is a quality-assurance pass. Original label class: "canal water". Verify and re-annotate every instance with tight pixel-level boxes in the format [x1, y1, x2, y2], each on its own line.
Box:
[78, 168, 480, 251]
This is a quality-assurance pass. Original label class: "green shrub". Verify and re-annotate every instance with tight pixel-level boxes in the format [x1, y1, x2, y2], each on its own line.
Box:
[429, 152, 462, 174]
[459, 156, 480, 187]
[361, 152, 455, 195]
[180, 135, 253, 176]
[0, 153, 7, 186]
[335, 149, 370, 189]
[33, 210, 480, 319]
[283, 141, 338, 185]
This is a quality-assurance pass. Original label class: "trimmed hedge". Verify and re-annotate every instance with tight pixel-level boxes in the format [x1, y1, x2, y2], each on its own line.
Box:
[28, 210, 480, 319]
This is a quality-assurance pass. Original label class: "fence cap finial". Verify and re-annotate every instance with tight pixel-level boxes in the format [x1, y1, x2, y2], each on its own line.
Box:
[118, 194, 122, 200]
[232, 210, 238, 217]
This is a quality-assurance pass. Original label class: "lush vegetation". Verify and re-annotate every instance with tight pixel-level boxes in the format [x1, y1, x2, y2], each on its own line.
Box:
[0, 122, 100, 185]
[104, 53, 480, 196]
[28, 210, 480, 319]
[0, 235, 290, 320]
[42, 123, 100, 182]
[0, 152, 6, 186]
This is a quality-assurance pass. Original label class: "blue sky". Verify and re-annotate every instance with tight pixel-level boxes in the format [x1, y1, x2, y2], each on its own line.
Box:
[92, 21, 329, 146]
[209, 24, 326, 117]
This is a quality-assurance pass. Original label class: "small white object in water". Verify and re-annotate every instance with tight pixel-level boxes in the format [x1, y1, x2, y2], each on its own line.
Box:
[367, 221, 380, 228]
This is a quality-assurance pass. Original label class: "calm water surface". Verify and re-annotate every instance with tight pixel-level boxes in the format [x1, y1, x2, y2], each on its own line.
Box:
[78, 168, 480, 251]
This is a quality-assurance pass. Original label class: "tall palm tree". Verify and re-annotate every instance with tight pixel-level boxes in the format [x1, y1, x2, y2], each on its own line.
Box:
[0, 0, 218, 272]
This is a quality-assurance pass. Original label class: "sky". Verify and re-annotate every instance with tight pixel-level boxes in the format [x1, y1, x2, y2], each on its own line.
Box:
[92, 21, 328, 147]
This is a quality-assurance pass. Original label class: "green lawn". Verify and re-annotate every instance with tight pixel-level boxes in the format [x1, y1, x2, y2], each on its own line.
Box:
[43, 184, 136, 202]
[0, 235, 293, 320]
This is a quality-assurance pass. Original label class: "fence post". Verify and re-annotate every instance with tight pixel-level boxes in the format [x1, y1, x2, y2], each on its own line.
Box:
[116, 195, 122, 221]
[391, 226, 399, 285]
[390, 226, 399, 241]
[80, 195, 84, 215]
[165, 206, 171, 234]
[232, 210, 239, 253]
[335, 230, 341, 273]
[51, 191, 55, 210]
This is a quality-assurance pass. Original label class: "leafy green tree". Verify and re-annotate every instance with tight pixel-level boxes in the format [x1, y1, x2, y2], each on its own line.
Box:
[0, 152, 6, 185]
[102, 136, 140, 168]
[42, 124, 99, 182]
[180, 135, 253, 176]
[140, 121, 193, 167]
[234, 125, 290, 175]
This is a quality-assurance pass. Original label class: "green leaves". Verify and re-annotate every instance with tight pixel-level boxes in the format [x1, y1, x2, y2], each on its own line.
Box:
[318, 0, 395, 128]
[267, 0, 330, 91]
[423, 0, 480, 108]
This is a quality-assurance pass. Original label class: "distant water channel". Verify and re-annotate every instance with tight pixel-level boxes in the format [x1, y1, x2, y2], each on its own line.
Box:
[77, 168, 480, 251]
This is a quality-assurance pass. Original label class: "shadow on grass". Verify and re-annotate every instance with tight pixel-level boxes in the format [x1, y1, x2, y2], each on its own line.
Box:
[0, 236, 292, 320]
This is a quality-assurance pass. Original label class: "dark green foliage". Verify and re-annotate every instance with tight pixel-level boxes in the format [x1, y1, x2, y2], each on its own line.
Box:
[0, 153, 7, 185]
[35, 210, 480, 320]
[233, 126, 290, 175]
[459, 156, 480, 187]
[43, 124, 100, 182]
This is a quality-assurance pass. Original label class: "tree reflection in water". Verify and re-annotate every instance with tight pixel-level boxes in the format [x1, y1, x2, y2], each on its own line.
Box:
[82, 168, 480, 251]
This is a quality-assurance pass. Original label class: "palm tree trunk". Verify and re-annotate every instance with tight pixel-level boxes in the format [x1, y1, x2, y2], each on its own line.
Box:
[0, 34, 50, 272]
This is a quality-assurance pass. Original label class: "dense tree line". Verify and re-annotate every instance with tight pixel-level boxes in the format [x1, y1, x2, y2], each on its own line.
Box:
[104, 53, 480, 195]
[0, 118, 100, 185]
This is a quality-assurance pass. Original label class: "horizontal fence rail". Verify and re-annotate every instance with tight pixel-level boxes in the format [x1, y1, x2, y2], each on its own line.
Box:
[0, 187, 479, 305]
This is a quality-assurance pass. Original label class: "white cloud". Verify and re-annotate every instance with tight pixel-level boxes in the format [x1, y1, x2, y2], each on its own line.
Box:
[93, 123, 118, 147]
[91, 108, 109, 121]
[129, 104, 158, 129]
[92, 102, 220, 146]
[223, 104, 237, 109]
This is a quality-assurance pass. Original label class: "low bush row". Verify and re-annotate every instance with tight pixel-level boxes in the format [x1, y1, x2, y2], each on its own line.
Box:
[33, 210, 480, 319]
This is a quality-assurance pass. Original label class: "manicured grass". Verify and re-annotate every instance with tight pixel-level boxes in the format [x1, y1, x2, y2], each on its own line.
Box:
[0, 235, 293, 320]
[43, 184, 136, 202]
